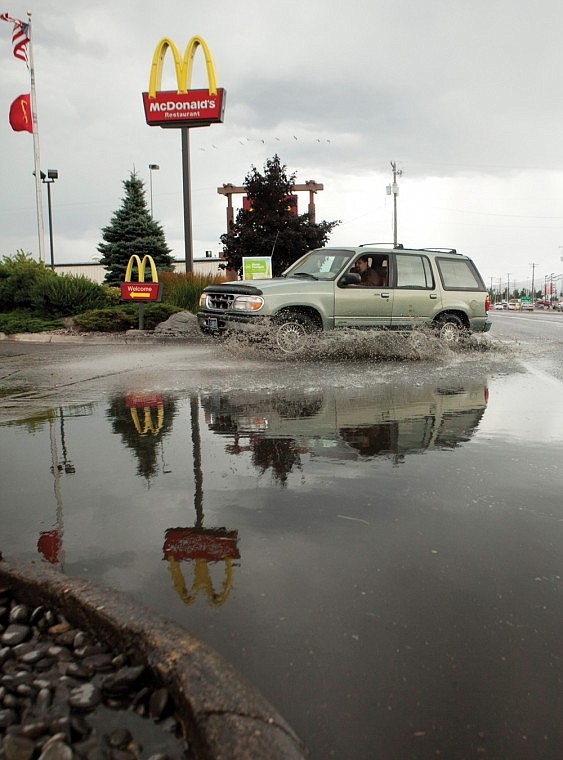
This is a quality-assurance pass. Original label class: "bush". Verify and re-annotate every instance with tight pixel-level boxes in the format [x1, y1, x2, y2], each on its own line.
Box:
[158, 271, 225, 312]
[73, 303, 180, 332]
[0, 310, 63, 334]
[38, 274, 110, 316]
[0, 251, 57, 311]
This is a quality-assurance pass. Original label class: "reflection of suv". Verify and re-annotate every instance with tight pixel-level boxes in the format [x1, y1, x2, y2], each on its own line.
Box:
[197, 245, 491, 352]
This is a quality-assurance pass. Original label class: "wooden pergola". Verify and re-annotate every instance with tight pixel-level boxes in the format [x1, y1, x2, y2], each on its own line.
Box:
[217, 180, 324, 230]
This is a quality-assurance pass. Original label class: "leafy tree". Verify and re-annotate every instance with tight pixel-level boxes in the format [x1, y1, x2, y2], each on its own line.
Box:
[220, 155, 340, 277]
[98, 171, 174, 286]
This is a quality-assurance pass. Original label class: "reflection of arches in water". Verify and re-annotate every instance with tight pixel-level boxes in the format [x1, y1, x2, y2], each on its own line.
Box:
[166, 556, 235, 607]
[106, 394, 177, 482]
[163, 395, 240, 607]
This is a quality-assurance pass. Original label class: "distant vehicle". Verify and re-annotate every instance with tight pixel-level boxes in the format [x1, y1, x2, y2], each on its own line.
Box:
[494, 302, 507, 310]
[520, 298, 534, 311]
[507, 301, 517, 310]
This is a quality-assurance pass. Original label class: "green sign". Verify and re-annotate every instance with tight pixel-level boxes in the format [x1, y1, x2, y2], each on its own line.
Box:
[242, 257, 272, 280]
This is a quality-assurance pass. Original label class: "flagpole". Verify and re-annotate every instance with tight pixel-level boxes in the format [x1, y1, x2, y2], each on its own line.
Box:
[27, 11, 45, 264]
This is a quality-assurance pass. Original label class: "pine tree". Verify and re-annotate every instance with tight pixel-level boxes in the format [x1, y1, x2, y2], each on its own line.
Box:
[98, 171, 174, 286]
[220, 155, 340, 277]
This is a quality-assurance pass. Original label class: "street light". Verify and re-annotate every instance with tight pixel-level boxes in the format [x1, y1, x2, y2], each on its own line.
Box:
[41, 169, 58, 270]
[149, 164, 159, 217]
[386, 161, 402, 247]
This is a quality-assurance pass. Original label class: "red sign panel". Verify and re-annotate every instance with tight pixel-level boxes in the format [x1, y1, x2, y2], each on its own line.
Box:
[125, 393, 164, 408]
[120, 282, 161, 301]
[142, 89, 226, 127]
[163, 528, 240, 562]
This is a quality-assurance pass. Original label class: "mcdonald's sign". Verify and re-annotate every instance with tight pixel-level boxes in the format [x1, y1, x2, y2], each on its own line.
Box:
[142, 36, 226, 128]
[120, 254, 162, 302]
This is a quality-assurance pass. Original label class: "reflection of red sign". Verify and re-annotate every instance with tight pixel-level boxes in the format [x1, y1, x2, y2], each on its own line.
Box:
[163, 528, 239, 561]
[120, 282, 161, 301]
[126, 393, 164, 408]
[38, 530, 60, 564]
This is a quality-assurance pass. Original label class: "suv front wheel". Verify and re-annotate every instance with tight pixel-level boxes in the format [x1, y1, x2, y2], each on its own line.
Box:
[273, 312, 318, 354]
[435, 314, 466, 343]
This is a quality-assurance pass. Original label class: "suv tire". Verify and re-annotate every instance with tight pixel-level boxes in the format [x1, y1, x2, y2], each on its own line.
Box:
[274, 312, 318, 354]
[435, 314, 465, 343]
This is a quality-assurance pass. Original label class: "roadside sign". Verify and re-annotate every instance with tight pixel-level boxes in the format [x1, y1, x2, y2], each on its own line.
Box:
[242, 256, 272, 280]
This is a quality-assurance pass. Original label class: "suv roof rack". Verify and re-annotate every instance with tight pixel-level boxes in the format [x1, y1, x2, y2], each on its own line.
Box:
[359, 242, 404, 249]
[418, 247, 459, 255]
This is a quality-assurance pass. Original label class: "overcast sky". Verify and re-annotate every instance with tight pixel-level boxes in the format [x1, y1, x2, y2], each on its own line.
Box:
[1, 0, 563, 293]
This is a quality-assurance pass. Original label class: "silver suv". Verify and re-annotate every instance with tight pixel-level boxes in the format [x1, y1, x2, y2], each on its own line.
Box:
[197, 245, 492, 352]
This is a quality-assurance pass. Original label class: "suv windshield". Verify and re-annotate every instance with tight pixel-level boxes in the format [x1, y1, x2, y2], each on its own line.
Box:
[283, 249, 355, 281]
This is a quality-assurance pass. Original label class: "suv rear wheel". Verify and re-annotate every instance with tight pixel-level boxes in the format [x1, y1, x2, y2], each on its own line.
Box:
[435, 314, 465, 343]
[273, 312, 318, 353]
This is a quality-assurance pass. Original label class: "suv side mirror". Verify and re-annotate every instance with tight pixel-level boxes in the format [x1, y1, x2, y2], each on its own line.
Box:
[339, 273, 361, 287]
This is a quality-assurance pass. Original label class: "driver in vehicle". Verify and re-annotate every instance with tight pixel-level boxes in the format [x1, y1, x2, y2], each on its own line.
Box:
[350, 256, 386, 287]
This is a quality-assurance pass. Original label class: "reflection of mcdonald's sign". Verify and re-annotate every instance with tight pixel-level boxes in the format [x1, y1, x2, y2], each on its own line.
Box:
[120, 255, 162, 302]
[142, 36, 226, 128]
[163, 527, 239, 606]
[126, 393, 164, 435]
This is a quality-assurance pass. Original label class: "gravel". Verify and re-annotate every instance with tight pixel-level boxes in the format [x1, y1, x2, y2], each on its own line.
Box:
[0, 586, 194, 760]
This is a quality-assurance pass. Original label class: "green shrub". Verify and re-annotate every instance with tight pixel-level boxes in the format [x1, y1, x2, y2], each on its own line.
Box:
[73, 303, 180, 332]
[158, 271, 225, 312]
[73, 307, 137, 332]
[0, 251, 57, 310]
[38, 274, 109, 316]
[0, 310, 63, 334]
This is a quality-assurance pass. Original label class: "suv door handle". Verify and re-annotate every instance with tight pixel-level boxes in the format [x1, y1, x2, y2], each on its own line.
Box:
[380, 292, 390, 298]
[429, 294, 438, 299]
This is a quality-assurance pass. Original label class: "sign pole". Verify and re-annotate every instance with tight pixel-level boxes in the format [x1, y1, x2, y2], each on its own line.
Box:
[181, 127, 193, 273]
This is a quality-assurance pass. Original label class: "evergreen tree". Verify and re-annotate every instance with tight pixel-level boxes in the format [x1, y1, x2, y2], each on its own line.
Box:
[98, 171, 174, 286]
[220, 155, 340, 277]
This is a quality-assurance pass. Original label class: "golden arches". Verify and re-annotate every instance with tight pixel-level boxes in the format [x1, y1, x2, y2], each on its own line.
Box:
[167, 556, 234, 607]
[124, 254, 158, 283]
[148, 36, 218, 98]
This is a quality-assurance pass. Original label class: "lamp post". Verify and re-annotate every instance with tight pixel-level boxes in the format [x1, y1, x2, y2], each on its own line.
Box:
[149, 164, 159, 217]
[40, 169, 58, 270]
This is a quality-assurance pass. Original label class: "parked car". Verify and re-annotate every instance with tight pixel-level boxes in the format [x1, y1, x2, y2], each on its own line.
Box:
[493, 302, 507, 310]
[507, 301, 517, 310]
[198, 245, 492, 352]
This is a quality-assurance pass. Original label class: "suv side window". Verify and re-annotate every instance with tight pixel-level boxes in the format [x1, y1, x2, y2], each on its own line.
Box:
[436, 258, 484, 290]
[395, 254, 434, 289]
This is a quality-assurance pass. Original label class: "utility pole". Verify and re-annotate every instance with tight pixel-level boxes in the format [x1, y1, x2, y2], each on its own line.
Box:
[529, 262, 536, 300]
[507, 273, 511, 302]
[387, 161, 402, 247]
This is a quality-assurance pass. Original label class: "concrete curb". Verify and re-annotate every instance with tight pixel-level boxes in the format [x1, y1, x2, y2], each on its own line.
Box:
[0, 555, 308, 760]
[0, 331, 190, 344]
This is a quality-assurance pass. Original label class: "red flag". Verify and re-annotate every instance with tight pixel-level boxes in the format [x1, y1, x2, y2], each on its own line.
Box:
[9, 93, 32, 133]
[37, 530, 61, 564]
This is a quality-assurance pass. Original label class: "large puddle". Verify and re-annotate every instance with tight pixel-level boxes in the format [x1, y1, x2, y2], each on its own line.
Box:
[2, 360, 563, 758]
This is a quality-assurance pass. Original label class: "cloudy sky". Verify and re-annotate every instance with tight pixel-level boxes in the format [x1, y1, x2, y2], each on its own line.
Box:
[1, 0, 563, 294]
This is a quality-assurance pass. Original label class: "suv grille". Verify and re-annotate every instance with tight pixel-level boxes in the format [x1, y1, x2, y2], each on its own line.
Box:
[207, 292, 236, 310]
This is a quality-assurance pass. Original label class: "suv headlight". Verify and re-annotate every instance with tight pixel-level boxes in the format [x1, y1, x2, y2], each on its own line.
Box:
[233, 295, 264, 312]
[199, 293, 208, 307]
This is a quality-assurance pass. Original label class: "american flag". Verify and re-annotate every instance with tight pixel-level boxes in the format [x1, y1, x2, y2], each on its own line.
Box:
[0, 13, 30, 67]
